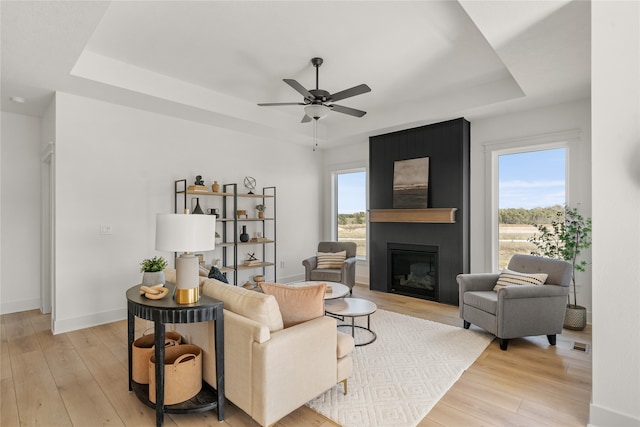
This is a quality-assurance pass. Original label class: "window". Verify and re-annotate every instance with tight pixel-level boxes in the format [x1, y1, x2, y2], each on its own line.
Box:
[335, 169, 367, 258]
[498, 148, 566, 269]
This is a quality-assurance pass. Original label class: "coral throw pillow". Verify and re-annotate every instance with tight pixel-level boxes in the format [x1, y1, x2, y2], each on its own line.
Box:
[316, 251, 346, 269]
[259, 282, 326, 328]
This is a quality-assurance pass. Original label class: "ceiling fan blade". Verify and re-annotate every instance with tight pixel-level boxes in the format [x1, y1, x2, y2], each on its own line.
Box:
[258, 102, 306, 106]
[301, 114, 312, 123]
[330, 104, 367, 118]
[329, 84, 371, 102]
[283, 79, 315, 100]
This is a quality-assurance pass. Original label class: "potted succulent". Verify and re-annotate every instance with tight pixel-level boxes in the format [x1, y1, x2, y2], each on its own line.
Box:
[528, 206, 592, 330]
[140, 256, 168, 286]
[255, 204, 266, 219]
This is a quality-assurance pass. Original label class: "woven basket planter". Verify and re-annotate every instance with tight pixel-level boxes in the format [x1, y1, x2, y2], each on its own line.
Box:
[563, 304, 587, 331]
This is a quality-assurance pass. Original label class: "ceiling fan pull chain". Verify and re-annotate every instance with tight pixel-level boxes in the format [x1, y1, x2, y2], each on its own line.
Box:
[313, 120, 318, 151]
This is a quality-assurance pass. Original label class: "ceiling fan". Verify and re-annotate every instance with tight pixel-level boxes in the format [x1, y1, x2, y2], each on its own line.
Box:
[258, 57, 371, 123]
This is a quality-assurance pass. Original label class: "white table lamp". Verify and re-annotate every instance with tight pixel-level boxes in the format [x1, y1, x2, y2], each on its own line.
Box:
[156, 213, 216, 304]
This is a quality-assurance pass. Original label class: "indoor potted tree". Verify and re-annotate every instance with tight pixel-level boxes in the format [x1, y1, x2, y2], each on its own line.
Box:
[528, 206, 592, 330]
[140, 256, 168, 285]
[255, 204, 266, 219]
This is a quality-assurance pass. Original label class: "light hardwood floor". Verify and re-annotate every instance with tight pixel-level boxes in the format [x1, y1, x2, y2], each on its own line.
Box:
[1, 284, 591, 426]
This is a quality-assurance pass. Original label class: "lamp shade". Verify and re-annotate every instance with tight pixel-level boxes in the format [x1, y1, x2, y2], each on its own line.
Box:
[155, 213, 216, 253]
[304, 104, 330, 120]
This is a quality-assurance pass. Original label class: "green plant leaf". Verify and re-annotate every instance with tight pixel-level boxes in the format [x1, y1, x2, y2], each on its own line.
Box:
[527, 205, 591, 306]
[140, 256, 168, 272]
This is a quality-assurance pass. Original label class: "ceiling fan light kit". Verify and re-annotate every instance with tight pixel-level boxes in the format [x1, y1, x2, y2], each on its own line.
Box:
[258, 57, 371, 123]
[304, 104, 330, 121]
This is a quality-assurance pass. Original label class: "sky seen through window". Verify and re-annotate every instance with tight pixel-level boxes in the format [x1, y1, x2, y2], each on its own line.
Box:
[337, 148, 566, 213]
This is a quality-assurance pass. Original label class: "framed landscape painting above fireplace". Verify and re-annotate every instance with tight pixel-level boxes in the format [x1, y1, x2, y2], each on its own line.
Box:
[393, 157, 429, 208]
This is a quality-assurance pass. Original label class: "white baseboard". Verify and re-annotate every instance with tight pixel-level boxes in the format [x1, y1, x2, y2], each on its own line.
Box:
[355, 260, 369, 285]
[0, 297, 40, 315]
[52, 307, 127, 335]
[355, 280, 370, 288]
[278, 273, 305, 284]
[589, 403, 640, 427]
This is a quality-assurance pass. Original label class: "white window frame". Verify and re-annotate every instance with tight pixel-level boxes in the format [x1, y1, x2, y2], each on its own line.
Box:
[329, 162, 368, 261]
[484, 130, 580, 271]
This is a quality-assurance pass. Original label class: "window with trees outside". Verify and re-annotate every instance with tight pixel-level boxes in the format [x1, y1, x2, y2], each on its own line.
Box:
[336, 169, 367, 258]
[498, 148, 566, 269]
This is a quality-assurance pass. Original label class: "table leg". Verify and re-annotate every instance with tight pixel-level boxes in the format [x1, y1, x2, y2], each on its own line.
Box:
[336, 315, 377, 347]
[351, 316, 355, 338]
[214, 305, 225, 421]
[127, 309, 134, 391]
[154, 321, 166, 427]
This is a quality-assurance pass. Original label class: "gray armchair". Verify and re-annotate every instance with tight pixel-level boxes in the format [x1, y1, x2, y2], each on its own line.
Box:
[302, 242, 357, 294]
[457, 254, 572, 350]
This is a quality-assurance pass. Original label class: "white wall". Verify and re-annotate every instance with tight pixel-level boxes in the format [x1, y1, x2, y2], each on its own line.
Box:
[1, 112, 42, 313]
[41, 95, 55, 150]
[471, 99, 592, 317]
[51, 92, 322, 333]
[590, 1, 640, 426]
[40, 96, 56, 316]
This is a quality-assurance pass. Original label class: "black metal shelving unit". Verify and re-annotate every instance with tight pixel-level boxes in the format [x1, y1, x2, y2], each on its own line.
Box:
[174, 179, 276, 286]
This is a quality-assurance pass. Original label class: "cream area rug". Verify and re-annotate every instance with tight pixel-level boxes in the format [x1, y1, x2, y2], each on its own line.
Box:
[307, 309, 493, 427]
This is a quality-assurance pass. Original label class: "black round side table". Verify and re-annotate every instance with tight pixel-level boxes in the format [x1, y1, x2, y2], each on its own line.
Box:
[126, 283, 224, 427]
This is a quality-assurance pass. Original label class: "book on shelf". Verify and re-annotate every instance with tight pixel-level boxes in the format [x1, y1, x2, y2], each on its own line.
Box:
[188, 185, 209, 192]
[243, 259, 262, 266]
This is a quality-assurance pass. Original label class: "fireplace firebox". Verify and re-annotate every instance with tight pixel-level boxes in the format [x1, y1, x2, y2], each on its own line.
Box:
[388, 243, 439, 301]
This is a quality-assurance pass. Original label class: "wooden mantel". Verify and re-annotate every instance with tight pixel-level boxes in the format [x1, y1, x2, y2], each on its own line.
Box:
[369, 208, 457, 224]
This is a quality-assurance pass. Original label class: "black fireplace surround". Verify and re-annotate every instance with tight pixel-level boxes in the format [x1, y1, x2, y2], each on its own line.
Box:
[369, 118, 470, 305]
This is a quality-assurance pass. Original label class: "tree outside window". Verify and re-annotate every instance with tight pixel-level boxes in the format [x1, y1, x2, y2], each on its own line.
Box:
[336, 170, 367, 258]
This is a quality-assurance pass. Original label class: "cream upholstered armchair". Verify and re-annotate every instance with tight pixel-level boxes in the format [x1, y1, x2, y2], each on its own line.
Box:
[457, 254, 572, 350]
[302, 241, 357, 294]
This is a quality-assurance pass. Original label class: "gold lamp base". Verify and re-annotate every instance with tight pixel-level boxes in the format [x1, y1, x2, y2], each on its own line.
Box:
[175, 287, 200, 304]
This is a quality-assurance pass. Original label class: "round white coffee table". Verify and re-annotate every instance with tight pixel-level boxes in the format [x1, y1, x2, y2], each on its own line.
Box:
[324, 298, 377, 346]
[288, 281, 350, 300]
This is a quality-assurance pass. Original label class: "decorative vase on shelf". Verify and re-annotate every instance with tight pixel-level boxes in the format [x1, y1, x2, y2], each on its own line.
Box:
[212, 181, 220, 193]
[191, 197, 204, 214]
[240, 225, 250, 242]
